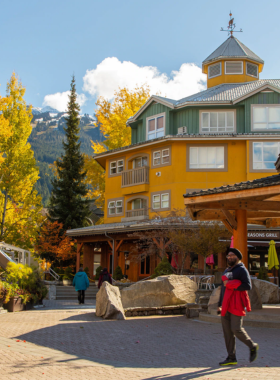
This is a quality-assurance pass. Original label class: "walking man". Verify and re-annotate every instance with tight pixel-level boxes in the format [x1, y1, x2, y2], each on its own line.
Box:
[73, 267, 89, 304]
[218, 248, 259, 366]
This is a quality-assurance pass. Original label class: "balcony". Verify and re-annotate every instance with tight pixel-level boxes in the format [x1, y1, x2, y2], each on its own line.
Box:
[121, 208, 149, 222]
[121, 166, 149, 195]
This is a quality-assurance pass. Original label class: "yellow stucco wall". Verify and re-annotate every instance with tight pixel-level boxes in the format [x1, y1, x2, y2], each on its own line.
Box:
[103, 139, 277, 224]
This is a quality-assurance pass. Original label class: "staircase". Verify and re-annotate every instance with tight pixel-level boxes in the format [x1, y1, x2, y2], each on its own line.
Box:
[56, 284, 99, 300]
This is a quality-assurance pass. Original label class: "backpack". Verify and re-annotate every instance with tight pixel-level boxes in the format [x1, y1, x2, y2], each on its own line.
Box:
[102, 273, 111, 283]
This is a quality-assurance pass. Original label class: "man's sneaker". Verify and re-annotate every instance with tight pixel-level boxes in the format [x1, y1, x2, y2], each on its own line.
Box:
[250, 344, 259, 363]
[219, 357, 238, 366]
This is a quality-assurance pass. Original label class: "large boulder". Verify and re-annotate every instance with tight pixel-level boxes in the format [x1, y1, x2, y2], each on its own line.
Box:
[208, 286, 221, 313]
[121, 275, 197, 309]
[96, 282, 125, 320]
[252, 279, 279, 304]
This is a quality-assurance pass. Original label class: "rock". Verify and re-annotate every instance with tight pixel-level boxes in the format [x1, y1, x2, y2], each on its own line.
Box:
[96, 282, 125, 320]
[208, 286, 221, 313]
[252, 279, 280, 304]
[249, 281, 262, 310]
[120, 275, 197, 308]
[207, 282, 263, 313]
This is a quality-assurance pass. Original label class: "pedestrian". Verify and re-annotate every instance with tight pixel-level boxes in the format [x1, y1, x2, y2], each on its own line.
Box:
[98, 267, 112, 289]
[218, 248, 259, 366]
[72, 267, 89, 304]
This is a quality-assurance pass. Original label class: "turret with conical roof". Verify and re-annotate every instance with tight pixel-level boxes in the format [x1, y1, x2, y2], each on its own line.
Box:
[202, 36, 264, 88]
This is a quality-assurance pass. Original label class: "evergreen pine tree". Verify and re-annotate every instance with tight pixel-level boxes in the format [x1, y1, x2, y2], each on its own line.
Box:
[48, 76, 90, 230]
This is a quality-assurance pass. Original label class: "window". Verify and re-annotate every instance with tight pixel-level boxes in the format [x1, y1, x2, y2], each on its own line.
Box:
[252, 142, 280, 170]
[108, 200, 123, 215]
[201, 111, 234, 133]
[153, 148, 170, 166]
[208, 63, 221, 78]
[152, 193, 169, 209]
[140, 256, 150, 275]
[246, 62, 258, 78]
[147, 113, 165, 140]
[133, 156, 148, 168]
[189, 146, 225, 169]
[225, 61, 243, 74]
[132, 198, 146, 210]
[110, 159, 124, 175]
[93, 254, 101, 275]
[252, 106, 280, 130]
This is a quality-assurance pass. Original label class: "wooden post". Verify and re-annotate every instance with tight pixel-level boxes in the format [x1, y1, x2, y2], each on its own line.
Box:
[76, 243, 84, 273]
[233, 209, 248, 268]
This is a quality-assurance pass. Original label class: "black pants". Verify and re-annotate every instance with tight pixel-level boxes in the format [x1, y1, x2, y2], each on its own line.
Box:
[78, 290, 85, 304]
[221, 312, 255, 359]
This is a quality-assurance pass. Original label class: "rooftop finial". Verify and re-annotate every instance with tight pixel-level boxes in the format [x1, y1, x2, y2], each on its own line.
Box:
[221, 12, 243, 37]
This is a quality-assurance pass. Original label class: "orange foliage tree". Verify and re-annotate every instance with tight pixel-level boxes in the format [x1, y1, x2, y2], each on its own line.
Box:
[35, 221, 76, 265]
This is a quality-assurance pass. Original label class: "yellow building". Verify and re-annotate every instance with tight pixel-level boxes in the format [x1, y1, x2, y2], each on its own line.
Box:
[68, 35, 280, 281]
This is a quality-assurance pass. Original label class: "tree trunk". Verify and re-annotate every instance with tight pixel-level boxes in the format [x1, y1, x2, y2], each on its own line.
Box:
[1, 190, 8, 236]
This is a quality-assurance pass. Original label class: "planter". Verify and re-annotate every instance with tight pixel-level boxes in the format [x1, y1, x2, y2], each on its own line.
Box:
[63, 279, 72, 286]
[3, 297, 34, 312]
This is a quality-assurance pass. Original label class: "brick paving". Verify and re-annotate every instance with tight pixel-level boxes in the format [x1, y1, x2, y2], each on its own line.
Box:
[0, 302, 279, 379]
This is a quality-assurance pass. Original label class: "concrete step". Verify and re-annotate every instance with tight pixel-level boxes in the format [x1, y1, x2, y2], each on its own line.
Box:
[56, 296, 96, 300]
[199, 312, 280, 329]
[55, 286, 98, 300]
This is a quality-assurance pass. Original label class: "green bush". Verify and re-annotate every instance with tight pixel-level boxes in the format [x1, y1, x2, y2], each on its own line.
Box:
[95, 266, 102, 281]
[151, 257, 174, 278]
[257, 266, 270, 282]
[113, 265, 123, 281]
[63, 267, 73, 280]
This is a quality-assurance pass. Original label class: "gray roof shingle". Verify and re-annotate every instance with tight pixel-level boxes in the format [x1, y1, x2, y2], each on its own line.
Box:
[203, 36, 264, 65]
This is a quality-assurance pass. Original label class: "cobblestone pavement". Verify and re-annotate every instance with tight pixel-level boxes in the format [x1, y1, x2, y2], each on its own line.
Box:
[0, 304, 279, 379]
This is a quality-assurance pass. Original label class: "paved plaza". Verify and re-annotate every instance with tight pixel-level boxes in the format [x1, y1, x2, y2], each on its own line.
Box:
[0, 301, 279, 380]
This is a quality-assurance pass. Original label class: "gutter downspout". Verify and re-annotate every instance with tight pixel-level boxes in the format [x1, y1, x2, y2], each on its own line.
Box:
[105, 231, 115, 275]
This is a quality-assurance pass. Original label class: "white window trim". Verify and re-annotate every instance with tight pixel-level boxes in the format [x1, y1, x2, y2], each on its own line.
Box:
[108, 201, 116, 215]
[110, 161, 117, 175]
[246, 62, 258, 78]
[225, 61, 243, 75]
[189, 146, 225, 169]
[152, 194, 161, 209]
[152, 193, 169, 209]
[161, 193, 169, 208]
[251, 104, 280, 131]
[146, 112, 166, 140]
[153, 150, 161, 166]
[199, 109, 236, 134]
[108, 200, 123, 215]
[117, 160, 124, 173]
[208, 62, 221, 79]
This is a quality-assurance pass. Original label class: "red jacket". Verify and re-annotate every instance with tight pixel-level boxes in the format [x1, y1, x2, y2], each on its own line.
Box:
[221, 275, 251, 317]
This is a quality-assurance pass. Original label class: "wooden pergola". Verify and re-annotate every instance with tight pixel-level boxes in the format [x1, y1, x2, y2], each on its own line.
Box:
[184, 174, 280, 268]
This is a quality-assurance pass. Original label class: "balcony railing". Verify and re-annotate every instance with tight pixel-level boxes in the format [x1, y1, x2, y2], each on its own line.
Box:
[125, 208, 148, 218]
[121, 166, 149, 187]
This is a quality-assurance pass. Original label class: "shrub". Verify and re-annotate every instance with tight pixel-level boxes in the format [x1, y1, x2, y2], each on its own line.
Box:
[151, 257, 174, 278]
[113, 265, 123, 281]
[63, 267, 73, 280]
[95, 266, 102, 281]
[257, 266, 270, 282]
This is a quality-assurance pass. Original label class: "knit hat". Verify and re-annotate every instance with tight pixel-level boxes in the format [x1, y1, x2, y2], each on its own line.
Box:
[228, 248, 243, 260]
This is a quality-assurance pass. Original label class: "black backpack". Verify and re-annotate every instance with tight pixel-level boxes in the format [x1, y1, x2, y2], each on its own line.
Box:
[102, 273, 111, 283]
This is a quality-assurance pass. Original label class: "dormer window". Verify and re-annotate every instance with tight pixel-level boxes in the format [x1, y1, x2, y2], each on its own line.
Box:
[146, 113, 165, 140]
[200, 110, 235, 133]
[246, 62, 258, 78]
[225, 61, 243, 75]
[208, 63, 221, 79]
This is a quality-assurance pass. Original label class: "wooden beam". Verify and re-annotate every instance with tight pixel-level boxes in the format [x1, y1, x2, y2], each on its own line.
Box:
[184, 184, 280, 205]
[76, 242, 84, 272]
[194, 210, 229, 221]
[107, 240, 113, 250]
[222, 210, 237, 230]
[116, 240, 123, 252]
[222, 219, 233, 234]
[165, 239, 172, 249]
[266, 218, 280, 228]
[186, 207, 196, 220]
[190, 200, 280, 212]
[233, 209, 248, 268]
[152, 237, 161, 249]
[247, 219, 266, 226]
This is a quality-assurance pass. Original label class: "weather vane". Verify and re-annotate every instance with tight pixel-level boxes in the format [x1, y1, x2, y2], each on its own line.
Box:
[221, 12, 243, 36]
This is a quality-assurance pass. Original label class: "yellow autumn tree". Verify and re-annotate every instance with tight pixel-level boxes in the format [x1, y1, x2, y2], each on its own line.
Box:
[85, 86, 150, 213]
[0, 96, 13, 165]
[0, 73, 43, 249]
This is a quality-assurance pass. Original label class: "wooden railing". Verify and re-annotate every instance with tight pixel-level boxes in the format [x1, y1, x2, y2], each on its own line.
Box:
[125, 208, 148, 218]
[121, 166, 149, 187]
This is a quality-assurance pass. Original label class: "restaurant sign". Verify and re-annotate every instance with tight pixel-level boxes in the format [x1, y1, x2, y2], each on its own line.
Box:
[248, 231, 280, 240]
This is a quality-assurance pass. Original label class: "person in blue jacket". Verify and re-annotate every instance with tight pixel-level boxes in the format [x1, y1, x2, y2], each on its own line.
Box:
[73, 267, 89, 304]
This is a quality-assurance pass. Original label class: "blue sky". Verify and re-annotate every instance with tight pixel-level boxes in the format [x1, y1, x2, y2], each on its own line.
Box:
[1, 0, 280, 114]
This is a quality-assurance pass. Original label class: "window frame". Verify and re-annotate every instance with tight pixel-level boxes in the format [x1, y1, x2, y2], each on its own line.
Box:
[199, 109, 236, 134]
[150, 190, 171, 212]
[107, 197, 124, 217]
[249, 140, 280, 173]
[146, 112, 166, 140]
[246, 62, 258, 78]
[186, 143, 228, 172]
[151, 145, 172, 169]
[251, 104, 280, 131]
[208, 62, 222, 79]
[108, 157, 125, 177]
[225, 61, 243, 75]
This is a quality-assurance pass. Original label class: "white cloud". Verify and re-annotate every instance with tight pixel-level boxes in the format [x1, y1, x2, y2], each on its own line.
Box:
[83, 57, 206, 100]
[43, 91, 87, 112]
